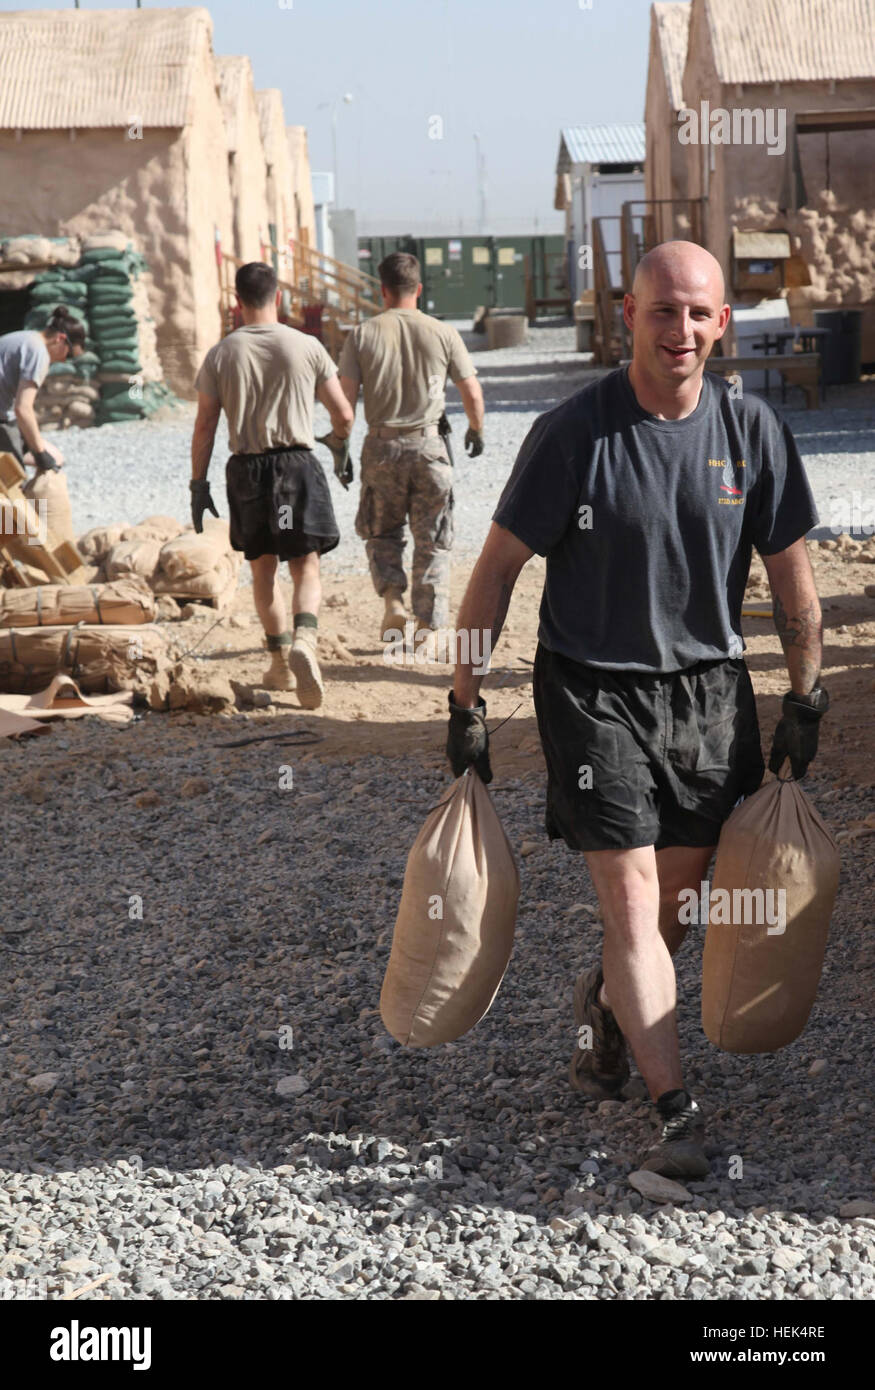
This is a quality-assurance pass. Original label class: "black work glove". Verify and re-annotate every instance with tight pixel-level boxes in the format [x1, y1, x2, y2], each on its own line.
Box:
[317, 431, 353, 490]
[464, 427, 484, 458]
[190, 478, 219, 534]
[446, 690, 493, 783]
[768, 686, 829, 780]
[33, 450, 61, 473]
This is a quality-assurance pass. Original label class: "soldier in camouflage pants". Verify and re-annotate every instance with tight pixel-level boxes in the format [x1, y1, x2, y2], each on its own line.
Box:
[355, 428, 454, 630]
[338, 252, 484, 640]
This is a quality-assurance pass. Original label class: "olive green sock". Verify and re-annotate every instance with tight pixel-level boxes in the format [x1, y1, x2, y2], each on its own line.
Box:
[266, 631, 292, 650]
[294, 612, 318, 630]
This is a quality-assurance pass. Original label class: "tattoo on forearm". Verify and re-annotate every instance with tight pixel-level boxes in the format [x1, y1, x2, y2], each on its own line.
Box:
[773, 593, 822, 689]
[773, 594, 820, 649]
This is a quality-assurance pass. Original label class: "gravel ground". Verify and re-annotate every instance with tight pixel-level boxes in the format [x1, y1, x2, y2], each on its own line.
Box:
[54, 322, 875, 571]
[1, 727, 873, 1302]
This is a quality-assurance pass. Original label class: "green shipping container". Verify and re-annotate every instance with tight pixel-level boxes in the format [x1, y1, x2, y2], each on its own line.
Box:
[356, 234, 567, 319]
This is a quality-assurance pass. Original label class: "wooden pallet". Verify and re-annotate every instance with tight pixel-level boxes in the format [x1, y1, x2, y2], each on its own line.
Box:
[0, 451, 86, 585]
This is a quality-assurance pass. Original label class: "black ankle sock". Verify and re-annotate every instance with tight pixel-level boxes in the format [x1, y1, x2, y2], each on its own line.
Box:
[656, 1088, 691, 1117]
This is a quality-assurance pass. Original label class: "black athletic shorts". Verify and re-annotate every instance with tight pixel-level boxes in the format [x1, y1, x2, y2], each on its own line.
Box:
[225, 447, 340, 562]
[533, 643, 765, 852]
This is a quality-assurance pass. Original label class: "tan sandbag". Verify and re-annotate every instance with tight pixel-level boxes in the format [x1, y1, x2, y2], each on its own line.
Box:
[157, 520, 230, 581]
[104, 537, 162, 584]
[152, 551, 239, 603]
[0, 624, 167, 694]
[702, 777, 840, 1054]
[0, 577, 155, 628]
[119, 516, 184, 545]
[380, 771, 519, 1047]
[77, 524, 125, 564]
[21, 468, 77, 550]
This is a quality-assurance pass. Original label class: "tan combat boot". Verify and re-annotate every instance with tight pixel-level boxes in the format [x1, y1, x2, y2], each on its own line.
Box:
[381, 587, 407, 643]
[288, 625, 324, 709]
[263, 638, 293, 691]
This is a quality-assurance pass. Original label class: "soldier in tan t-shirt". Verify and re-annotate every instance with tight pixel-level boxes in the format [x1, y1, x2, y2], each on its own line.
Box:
[339, 252, 485, 639]
[192, 262, 353, 706]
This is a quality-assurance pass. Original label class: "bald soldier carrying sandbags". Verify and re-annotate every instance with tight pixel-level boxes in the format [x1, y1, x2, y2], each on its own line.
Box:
[338, 252, 485, 641]
[448, 241, 827, 1178]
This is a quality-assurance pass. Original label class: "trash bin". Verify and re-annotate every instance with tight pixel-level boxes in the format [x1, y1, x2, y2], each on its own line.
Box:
[813, 309, 862, 386]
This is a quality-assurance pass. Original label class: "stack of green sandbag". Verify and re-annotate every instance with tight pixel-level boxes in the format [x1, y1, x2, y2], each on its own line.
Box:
[86, 244, 143, 387]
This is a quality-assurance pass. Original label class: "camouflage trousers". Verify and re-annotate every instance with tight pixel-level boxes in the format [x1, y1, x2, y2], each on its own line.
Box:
[355, 433, 454, 629]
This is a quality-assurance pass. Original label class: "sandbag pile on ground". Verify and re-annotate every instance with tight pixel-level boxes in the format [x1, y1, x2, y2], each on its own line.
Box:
[0, 235, 81, 268]
[83, 515, 238, 605]
[151, 518, 240, 605]
[0, 623, 167, 695]
[7, 231, 173, 428]
[0, 577, 155, 628]
[84, 235, 173, 423]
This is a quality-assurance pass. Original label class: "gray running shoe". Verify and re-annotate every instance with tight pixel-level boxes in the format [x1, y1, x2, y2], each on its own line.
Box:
[639, 1089, 710, 1178]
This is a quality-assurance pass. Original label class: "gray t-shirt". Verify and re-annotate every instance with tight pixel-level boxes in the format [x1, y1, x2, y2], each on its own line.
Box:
[493, 368, 818, 674]
[195, 323, 336, 454]
[0, 330, 50, 422]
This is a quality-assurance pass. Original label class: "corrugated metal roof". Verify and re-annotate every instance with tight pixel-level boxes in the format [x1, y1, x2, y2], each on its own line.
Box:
[0, 7, 213, 131]
[653, 3, 691, 112]
[704, 0, 875, 83]
[559, 124, 646, 170]
[217, 55, 255, 153]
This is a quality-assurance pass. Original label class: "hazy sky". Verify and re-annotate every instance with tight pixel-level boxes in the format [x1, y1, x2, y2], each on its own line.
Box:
[4, 0, 659, 234]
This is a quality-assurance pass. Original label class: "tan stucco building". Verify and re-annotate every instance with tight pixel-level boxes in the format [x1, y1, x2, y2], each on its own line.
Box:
[0, 7, 237, 393]
[287, 126, 317, 249]
[256, 90, 297, 264]
[217, 56, 272, 264]
[644, 3, 693, 243]
[645, 0, 875, 360]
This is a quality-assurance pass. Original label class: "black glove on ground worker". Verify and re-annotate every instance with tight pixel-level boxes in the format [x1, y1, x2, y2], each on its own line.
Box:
[190, 478, 219, 534]
[464, 427, 484, 458]
[317, 432, 353, 490]
[33, 450, 61, 473]
[446, 690, 493, 783]
[768, 685, 829, 780]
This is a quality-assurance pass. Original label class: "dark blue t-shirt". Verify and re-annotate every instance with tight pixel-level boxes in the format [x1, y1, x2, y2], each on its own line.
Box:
[492, 368, 818, 673]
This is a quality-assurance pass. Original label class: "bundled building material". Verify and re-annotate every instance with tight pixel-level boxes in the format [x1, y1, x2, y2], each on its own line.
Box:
[702, 778, 840, 1053]
[381, 771, 519, 1047]
[0, 577, 156, 628]
[0, 623, 167, 695]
